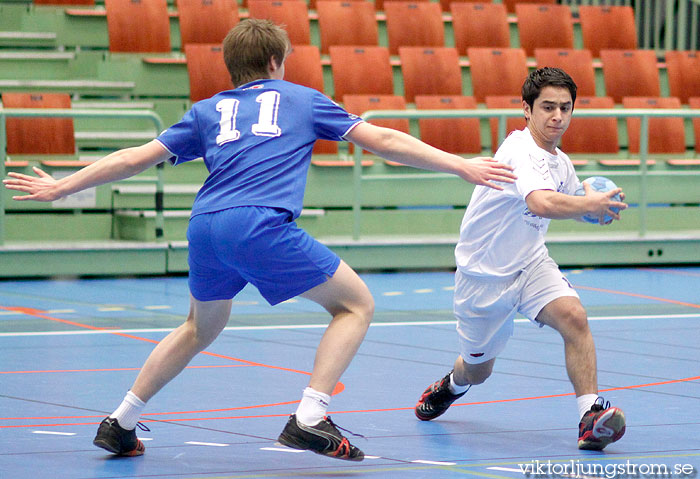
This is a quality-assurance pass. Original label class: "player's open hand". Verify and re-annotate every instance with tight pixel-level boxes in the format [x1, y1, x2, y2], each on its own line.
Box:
[458, 156, 517, 190]
[582, 182, 628, 224]
[3, 167, 61, 202]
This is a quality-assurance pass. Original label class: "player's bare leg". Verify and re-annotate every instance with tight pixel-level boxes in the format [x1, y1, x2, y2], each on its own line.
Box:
[131, 296, 233, 402]
[300, 260, 374, 395]
[277, 260, 372, 461]
[453, 356, 495, 386]
[535, 296, 596, 396]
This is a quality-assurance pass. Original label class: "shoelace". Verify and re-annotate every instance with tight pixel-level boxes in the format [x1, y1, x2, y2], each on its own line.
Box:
[593, 397, 611, 410]
[325, 416, 365, 440]
[136, 422, 151, 432]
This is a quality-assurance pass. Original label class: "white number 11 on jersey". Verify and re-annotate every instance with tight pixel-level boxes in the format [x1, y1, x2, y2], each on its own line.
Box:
[215, 91, 281, 145]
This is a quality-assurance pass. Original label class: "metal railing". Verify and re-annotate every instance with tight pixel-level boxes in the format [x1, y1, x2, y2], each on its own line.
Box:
[0, 108, 165, 246]
[352, 108, 700, 240]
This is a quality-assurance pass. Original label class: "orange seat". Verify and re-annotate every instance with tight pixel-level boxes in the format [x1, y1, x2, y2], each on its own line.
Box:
[438, 0, 485, 13]
[2, 93, 75, 155]
[185, 44, 233, 102]
[622, 97, 686, 154]
[690, 97, 700, 154]
[560, 96, 618, 154]
[515, 4, 573, 57]
[247, 0, 310, 46]
[534, 49, 596, 97]
[578, 5, 637, 58]
[450, 3, 510, 54]
[399, 47, 462, 102]
[177, 0, 239, 49]
[415, 95, 481, 154]
[312, 0, 365, 11]
[374, 0, 428, 13]
[665, 51, 700, 105]
[384, 2, 444, 55]
[467, 48, 528, 103]
[484, 95, 526, 153]
[329, 46, 393, 100]
[283, 45, 325, 93]
[105, 0, 171, 52]
[317, 1, 378, 54]
[342, 95, 409, 156]
[600, 50, 660, 103]
[503, 0, 555, 14]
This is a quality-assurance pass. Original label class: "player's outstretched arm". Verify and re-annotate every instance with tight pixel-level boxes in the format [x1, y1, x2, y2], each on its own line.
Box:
[345, 122, 516, 190]
[3, 140, 171, 202]
[526, 183, 628, 221]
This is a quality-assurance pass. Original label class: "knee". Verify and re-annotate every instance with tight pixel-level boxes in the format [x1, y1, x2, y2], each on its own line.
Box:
[558, 303, 590, 337]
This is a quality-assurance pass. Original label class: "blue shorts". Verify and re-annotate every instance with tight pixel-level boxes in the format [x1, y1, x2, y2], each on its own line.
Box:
[186, 206, 340, 305]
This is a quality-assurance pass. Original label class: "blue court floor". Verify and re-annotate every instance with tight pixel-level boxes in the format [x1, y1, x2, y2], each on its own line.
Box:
[0, 267, 699, 478]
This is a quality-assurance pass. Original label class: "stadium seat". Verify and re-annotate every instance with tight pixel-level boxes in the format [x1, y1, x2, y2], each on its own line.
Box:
[105, 0, 171, 53]
[342, 95, 408, 157]
[560, 96, 618, 154]
[484, 95, 526, 153]
[316, 1, 379, 54]
[691, 97, 700, 154]
[414, 95, 481, 154]
[185, 44, 232, 102]
[578, 5, 637, 58]
[283, 45, 325, 93]
[384, 2, 444, 55]
[1, 93, 75, 155]
[600, 49, 660, 103]
[177, 0, 239, 48]
[665, 51, 700, 105]
[467, 48, 528, 103]
[503, 0, 555, 14]
[622, 97, 686, 154]
[329, 46, 393, 100]
[374, 0, 428, 14]
[534, 49, 597, 97]
[398, 47, 462, 102]
[247, 0, 310, 46]
[450, 3, 510, 54]
[515, 4, 574, 57]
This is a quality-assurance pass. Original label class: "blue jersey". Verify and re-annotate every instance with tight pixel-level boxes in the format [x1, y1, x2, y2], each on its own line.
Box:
[156, 79, 362, 218]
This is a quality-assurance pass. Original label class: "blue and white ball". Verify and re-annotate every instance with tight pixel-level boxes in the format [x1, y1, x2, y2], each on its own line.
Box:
[574, 176, 622, 224]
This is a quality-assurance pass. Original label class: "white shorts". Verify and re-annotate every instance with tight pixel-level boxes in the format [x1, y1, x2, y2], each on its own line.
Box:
[454, 255, 579, 364]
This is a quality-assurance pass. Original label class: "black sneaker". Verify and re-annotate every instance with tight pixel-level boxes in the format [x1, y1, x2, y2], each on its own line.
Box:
[578, 398, 626, 450]
[415, 371, 470, 421]
[93, 417, 147, 456]
[277, 414, 364, 461]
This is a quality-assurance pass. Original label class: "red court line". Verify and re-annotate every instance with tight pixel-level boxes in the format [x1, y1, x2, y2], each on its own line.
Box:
[3, 375, 697, 429]
[573, 285, 700, 309]
[0, 305, 313, 376]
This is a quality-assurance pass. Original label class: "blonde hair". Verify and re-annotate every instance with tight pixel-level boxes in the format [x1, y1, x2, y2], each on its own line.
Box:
[222, 19, 290, 87]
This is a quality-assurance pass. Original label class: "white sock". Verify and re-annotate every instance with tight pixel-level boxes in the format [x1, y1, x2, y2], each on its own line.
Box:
[577, 394, 599, 420]
[110, 391, 146, 430]
[448, 372, 470, 395]
[295, 387, 331, 426]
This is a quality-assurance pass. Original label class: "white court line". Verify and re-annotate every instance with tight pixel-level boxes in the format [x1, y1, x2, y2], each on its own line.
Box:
[260, 447, 305, 454]
[32, 430, 76, 436]
[1, 313, 698, 337]
[185, 441, 228, 447]
[411, 459, 457, 466]
[488, 466, 523, 472]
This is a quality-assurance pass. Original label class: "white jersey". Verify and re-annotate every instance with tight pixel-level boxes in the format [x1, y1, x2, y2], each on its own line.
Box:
[455, 128, 581, 277]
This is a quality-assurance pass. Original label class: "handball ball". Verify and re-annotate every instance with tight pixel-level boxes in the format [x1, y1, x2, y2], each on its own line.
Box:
[574, 176, 622, 224]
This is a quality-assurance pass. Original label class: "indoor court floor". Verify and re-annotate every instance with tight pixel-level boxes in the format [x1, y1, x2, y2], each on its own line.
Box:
[1, 266, 698, 478]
